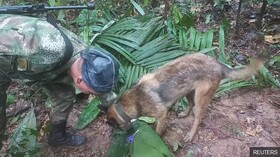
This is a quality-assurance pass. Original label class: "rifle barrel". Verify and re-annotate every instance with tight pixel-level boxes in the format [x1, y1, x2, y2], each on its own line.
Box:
[45, 5, 94, 10]
[0, 3, 95, 14]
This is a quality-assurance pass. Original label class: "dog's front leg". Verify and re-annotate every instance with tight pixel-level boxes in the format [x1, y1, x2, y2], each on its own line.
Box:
[184, 109, 203, 142]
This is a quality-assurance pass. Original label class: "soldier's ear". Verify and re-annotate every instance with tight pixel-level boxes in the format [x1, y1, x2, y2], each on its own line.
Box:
[76, 77, 83, 84]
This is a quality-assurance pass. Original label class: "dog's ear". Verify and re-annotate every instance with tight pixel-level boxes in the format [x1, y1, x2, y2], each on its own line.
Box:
[105, 104, 119, 128]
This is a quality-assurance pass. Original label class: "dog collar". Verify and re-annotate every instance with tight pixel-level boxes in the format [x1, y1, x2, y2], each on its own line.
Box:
[115, 103, 132, 123]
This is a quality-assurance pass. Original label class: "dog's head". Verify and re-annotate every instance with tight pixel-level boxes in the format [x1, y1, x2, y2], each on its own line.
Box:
[106, 103, 133, 131]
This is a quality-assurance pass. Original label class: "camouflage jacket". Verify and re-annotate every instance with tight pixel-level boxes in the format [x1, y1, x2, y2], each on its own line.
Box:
[0, 14, 117, 107]
[0, 14, 87, 83]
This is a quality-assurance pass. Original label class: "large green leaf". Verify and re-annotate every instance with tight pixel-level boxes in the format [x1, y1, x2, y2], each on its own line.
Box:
[7, 107, 38, 156]
[107, 121, 172, 157]
[138, 116, 156, 124]
[129, 121, 172, 157]
[76, 97, 101, 130]
[130, 0, 145, 15]
[106, 129, 130, 157]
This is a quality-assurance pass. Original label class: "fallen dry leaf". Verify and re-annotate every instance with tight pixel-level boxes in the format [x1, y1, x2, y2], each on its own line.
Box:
[264, 34, 280, 44]
[245, 127, 256, 136]
[39, 115, 50, 140]
[248, 19, 257, 23]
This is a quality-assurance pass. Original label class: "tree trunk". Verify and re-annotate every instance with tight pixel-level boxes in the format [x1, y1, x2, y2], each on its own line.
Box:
[235, 0, 243, 35]
[256, 0, 267, 30]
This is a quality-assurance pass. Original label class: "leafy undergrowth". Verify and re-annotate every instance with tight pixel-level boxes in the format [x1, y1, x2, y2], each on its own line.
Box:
[0, 87, 279, 157]
[22, 87, 280, 157]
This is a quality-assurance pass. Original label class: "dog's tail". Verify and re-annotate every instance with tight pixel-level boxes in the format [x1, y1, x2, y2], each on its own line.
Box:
[222, 56, 265, 80]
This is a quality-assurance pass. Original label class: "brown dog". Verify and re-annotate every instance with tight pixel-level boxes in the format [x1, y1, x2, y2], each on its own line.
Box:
[106, 53, 264, 142]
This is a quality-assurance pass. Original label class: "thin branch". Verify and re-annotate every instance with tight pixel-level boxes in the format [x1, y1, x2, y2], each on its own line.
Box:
[256, 0, 267, 30]
[235, 0, 243, 35]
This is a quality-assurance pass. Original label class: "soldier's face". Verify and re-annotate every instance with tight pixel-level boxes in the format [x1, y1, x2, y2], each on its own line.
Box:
[70, 58, 100, 96]
[74, 77, 100, 96]
[74, 77, 94, 94]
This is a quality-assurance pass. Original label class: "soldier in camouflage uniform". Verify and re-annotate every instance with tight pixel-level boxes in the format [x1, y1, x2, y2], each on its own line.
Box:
[0, 14, 119, 148]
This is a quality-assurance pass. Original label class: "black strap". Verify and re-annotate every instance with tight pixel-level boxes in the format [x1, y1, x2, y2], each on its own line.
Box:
[115, 103, 132, 123]
[46, 13, 73, 69]
[14, 14, 74, 81]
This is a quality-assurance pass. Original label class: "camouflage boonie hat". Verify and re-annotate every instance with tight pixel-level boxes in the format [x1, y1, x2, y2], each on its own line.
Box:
[80, 48, 119, 93]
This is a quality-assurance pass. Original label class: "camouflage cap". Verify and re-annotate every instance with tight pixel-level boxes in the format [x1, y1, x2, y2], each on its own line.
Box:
[81, 48, 119, 93]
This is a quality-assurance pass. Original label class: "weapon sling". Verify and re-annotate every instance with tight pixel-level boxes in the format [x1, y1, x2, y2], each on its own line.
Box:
[46, 13, 74, 69]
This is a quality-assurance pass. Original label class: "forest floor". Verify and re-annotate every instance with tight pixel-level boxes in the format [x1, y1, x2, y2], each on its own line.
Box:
[44, 87, 280, 157]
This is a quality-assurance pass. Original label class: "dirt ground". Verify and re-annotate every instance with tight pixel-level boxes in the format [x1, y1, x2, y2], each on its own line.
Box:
[33, 87, 279, 157]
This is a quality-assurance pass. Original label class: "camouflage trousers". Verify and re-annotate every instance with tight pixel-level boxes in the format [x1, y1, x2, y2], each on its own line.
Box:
[0, 71, 11, 141]
[41, 82, 76, 124]
[0, 71, 76, 138]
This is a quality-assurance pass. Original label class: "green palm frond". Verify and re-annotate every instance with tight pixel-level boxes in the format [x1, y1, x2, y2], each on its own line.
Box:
[119, 65, 148, 93]
[88, 16, 186, 94]
[218, 25, 228, 63]
[177, 27, 215, 56]
[215, 79, 255, 97]
[133, 35, 176, 61]
[92, 17, 165, 62]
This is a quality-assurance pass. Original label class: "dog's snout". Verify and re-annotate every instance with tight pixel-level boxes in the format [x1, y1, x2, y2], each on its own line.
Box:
[106, 118, 118, 128]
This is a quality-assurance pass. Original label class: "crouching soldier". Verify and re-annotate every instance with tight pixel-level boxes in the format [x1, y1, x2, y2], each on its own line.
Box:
[0, 14, 119, 148]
